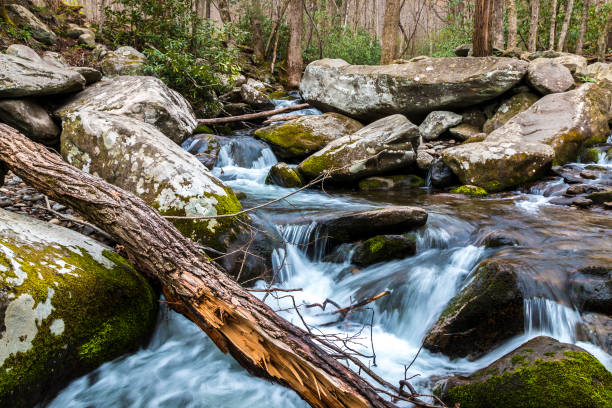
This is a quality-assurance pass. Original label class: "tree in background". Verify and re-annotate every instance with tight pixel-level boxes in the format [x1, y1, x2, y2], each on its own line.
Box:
[557, 0, 575, 50]
[473, 0, 493, 56]
[549, 0, 558, 49]
[529, 0, 541, 52]
[507, 0, 518, 48]
[381, 0, 402, 63]
[287, 0, 303, 88]
[251, 0, 265, 64]
[575, 0, 590, 54]
[492, 0, 505, 49]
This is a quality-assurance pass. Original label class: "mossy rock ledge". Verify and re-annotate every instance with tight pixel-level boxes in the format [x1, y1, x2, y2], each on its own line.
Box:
[0, 209, 157, 407]
[436, 336, 612, 408]
[352, 234, 416, 266]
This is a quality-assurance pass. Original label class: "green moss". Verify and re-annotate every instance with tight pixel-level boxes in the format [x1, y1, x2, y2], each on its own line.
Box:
[352, 234, 417, 266]
[451, 185, 488, 196]
[255, 122, 323, 158]
[446, 352, 612, 408]
[299, 152, 335, 178]
[580, 147, 603, 164]
[194, 124, 214, 134]
[368, 235, 386, 253]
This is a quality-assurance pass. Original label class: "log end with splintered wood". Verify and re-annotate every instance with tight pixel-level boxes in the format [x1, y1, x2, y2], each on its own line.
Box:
[0, 123, 396, 408]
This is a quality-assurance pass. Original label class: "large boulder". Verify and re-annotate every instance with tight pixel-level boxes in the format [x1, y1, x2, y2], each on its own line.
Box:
[254, 113, 363, 160]
[0, 54, 85, 98]
[423, 257, 525, 359]
[482, 92, 539, 133]
[6, 4, 57, 45]
[527, 58, 575, 95]
[100, 46, 146, 76]
[300, 57, 528, 120]
[568, 265, 611, 316]
[584, 62, 612, 82]
[5, 44, 40, 62]
[419, 110, 462, 141]
[436, 336, 612, 408]
[56, 76, 197, 144]
[0, 209, 157, 408]
[0, 99, 60, 144]
[553, 54, 588, 74]
[60, 111, 243, 252]
[298, 114, 420, 182]
[442, 84, 610, 191]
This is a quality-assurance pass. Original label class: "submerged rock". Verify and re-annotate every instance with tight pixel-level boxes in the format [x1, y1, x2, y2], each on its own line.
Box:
[527, 58, 575, 95]
[182, 134, 221, 169]
[482, 92, 539, 133]
[298, 114, 420, 182]
[254, 113, 363, 160]
[300, 57, 528, 120]
[358, 174, 424, 191]
[419, 111, 462, 141]
[450, 185, 487, 196]
[265, 163, 305, 188]
[0, 209, 157, 408]
[0, 99, 60, 144]
[100, 46, 146, 76]
[56, 76, 197, 144]
[568, 266, 611, 315]
[436, 336, 612, 408]
[352, 234, 416, 266]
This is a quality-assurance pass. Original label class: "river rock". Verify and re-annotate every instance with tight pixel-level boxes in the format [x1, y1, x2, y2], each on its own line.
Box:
[568, 266, 611, 315]
[527, 58, 575, 95]
[72, 66, 103, 85]
[0, 53, 85, 98]
[419, 111, 462, 141]
[5, 44, 40, 62]
[298, 114, 420, 182]
[442, 84, 609, 191]
[318, 206, 427, 245]
[56, 76, 196, 144]
[265, 162, 305, 188]
[416, 150, 435, 170]
[448, 123, 481, 141]
[6, 4, 57, 45]
[42, 51, 68, 68]
[553, 54, 588, 74]
[182, 134, 221, 169]
[100, 46, 146, 76]
[0, 99, 60, 144]
[584, 62, 612, 82]
[0, 209, 157, 408]
[436, 336, 612, 408]
[60, 111, 243, 252]
[352, 234, 416, 266]
[254, 113, 363, 160]
[482, 92, 539, 133]
[423, 257, 525, 359]
[240, 79, 273, 109]
[579, 313, 612, 354]
[429, 159, 458, 188]
[358, 174, 424, 191]
[300, 57, 528, 120]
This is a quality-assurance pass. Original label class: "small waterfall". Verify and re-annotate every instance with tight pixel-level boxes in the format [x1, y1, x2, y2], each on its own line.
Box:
[215, 136, 276, 169]
[523, 297, 582, 343]
[272, 222, 329, 281]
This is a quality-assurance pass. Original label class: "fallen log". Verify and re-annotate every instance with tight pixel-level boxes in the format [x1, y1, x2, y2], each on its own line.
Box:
[0, 124, 395, 408]
[198, 103, 310, 125]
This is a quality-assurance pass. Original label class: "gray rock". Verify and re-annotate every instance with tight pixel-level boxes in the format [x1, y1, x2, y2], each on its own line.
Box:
[56, 76, 196, 144]
[71, 67, 102, 85]
[584, 62, 612, 82]
[569, 265, 611, 315]
[78, 32, 96, 47]
[553, 53, 588, 74]
[265, 163, 305, 188]
[482, 92, 539, 133]
[416, 150, 435, 170]
[298, 114, 420, 182]
[0, 99, 60, 144]
[66, 23, 93, 39]
[0, 53, 85, 98]
[300, 57, 528, 120]
[240, 79, 273, 109]
[181, 134, 221, 169]
[448, 123, 481, 141]
[5, 44, 40, 62]
[527, 58, 575, 95]
[100, 46, 146, 76]
[429, 159, 457, 187]
[41, 51, 68, 68]
[419, 111, 462, 141]
[6, 4, 56, 45]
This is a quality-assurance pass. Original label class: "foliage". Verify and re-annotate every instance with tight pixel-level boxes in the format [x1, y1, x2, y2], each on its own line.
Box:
[303, 23, 381, 65]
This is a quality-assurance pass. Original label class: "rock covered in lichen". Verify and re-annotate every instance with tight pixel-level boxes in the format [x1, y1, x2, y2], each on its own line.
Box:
[182, 134, 222, 169]
[6, 4, 57, 45]
[254, 113, 363, 160]
[436, 336, 612, 408]
[100, 46, 146, 76]
[60, 111, 243, 252]
[265, 162, 305, 188]
[56, 76, 197, 144]
[358, 174, 424, 191]
[298, 114, 420, 182]
[419, 111, 462, 141]
[352, 234, 416, 266]
[0, 209, 157, 407]
[482, 92, 539, 133]
[448, 123, 482, 141]
[300, 57, 528, 120]
[527, 58, 575, 95]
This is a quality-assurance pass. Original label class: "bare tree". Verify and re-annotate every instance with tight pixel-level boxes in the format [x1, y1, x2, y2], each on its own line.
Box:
[381, 0, 402, 63]
[492, 0, 505, 50]
[575, 0, 590, 54]
[507, 0, 518, 48]
[557, 0, 575, 51]
[528, 0, 540, 52]
[473, 0, 493, 56]
[287, 0, 304, 89]
[549, 0, 558, 49]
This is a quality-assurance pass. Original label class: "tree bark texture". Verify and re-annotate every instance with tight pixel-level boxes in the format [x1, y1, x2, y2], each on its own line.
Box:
[492, 0, 505, 49]
[549, 0, 558, 49]
[287, 0, 304, 89]
[507, 0, 518, 48]
[0, 124, 396, 408]
[557, 0, 575, 51]
[575, 0, 590, 54]
[217, 0, 232, 23]
[597, 0, 611, 61]
[473, 0, 493, 56]
[251, 0, 266, 64]
[528, 0, 540, 52]
[380, 0, 402, 64]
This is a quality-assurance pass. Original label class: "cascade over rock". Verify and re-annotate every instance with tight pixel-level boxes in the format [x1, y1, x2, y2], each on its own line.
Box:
[300, 57, 528, 120]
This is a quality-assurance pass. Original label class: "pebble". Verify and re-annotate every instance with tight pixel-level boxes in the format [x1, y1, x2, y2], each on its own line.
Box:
[579, 171, 597, 180]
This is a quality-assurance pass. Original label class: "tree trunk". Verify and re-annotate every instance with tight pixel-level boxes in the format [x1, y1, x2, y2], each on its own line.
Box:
[205, 0, 211, 19]
[557, 0, 575, 51]
[528, 0, 540, 52]
[549, 0, 558, 49]
[252, 0, 265, 64]
[575, 0, 589, 54]
[492, 0, 505, 50]
[217, 0, 232, 23]
[381, 0, 402, 64]
[287, 0, 304, 89]
[597, 0, 611, 61]
[0, 0, 14, 26]
[507, 0, 518, 48]
[473, 0, 493, 56]
[0, 124, 397, 408]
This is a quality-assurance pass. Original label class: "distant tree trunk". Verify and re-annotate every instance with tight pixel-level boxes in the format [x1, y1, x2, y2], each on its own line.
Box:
[507, 0, 518, 48]
[380, 0, 402, 64]
[549, 0, 558, 49]
[492, 0, 505, 50]
[287, 0, 303, 89]
[217, 0, 232, 23]
[473, 0, 493, 56]
[0, 0, 14, 25]
[252, 0, 265, 64]
[205, 0, 211, 18]
[528, 0, 540, 52]
[575, 0, 589, 54]
[557, 0, 575, 51]
[597, 6, 612, 61]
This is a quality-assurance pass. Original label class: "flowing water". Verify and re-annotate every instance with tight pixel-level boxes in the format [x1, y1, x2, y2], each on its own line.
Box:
[50, 98, 612, 407]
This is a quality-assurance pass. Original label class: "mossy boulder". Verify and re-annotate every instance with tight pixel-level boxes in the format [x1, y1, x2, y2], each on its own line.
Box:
[482, 92, 539, 133]
[358, 174, 424, 191]
[254, 113, 363, 161]
[100, 46, 146, 76]
[437, 336, 612, 408]
[423, 257, 525, 359]
[265, 163, 305, 188]
[580, 147, 603, 164]
[450, 185, 488, 196]
[352, 234, 416, 266]
[0, 209, 157, 408]
[6, 4, 57, 45]
[298, 114, 420, 182]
